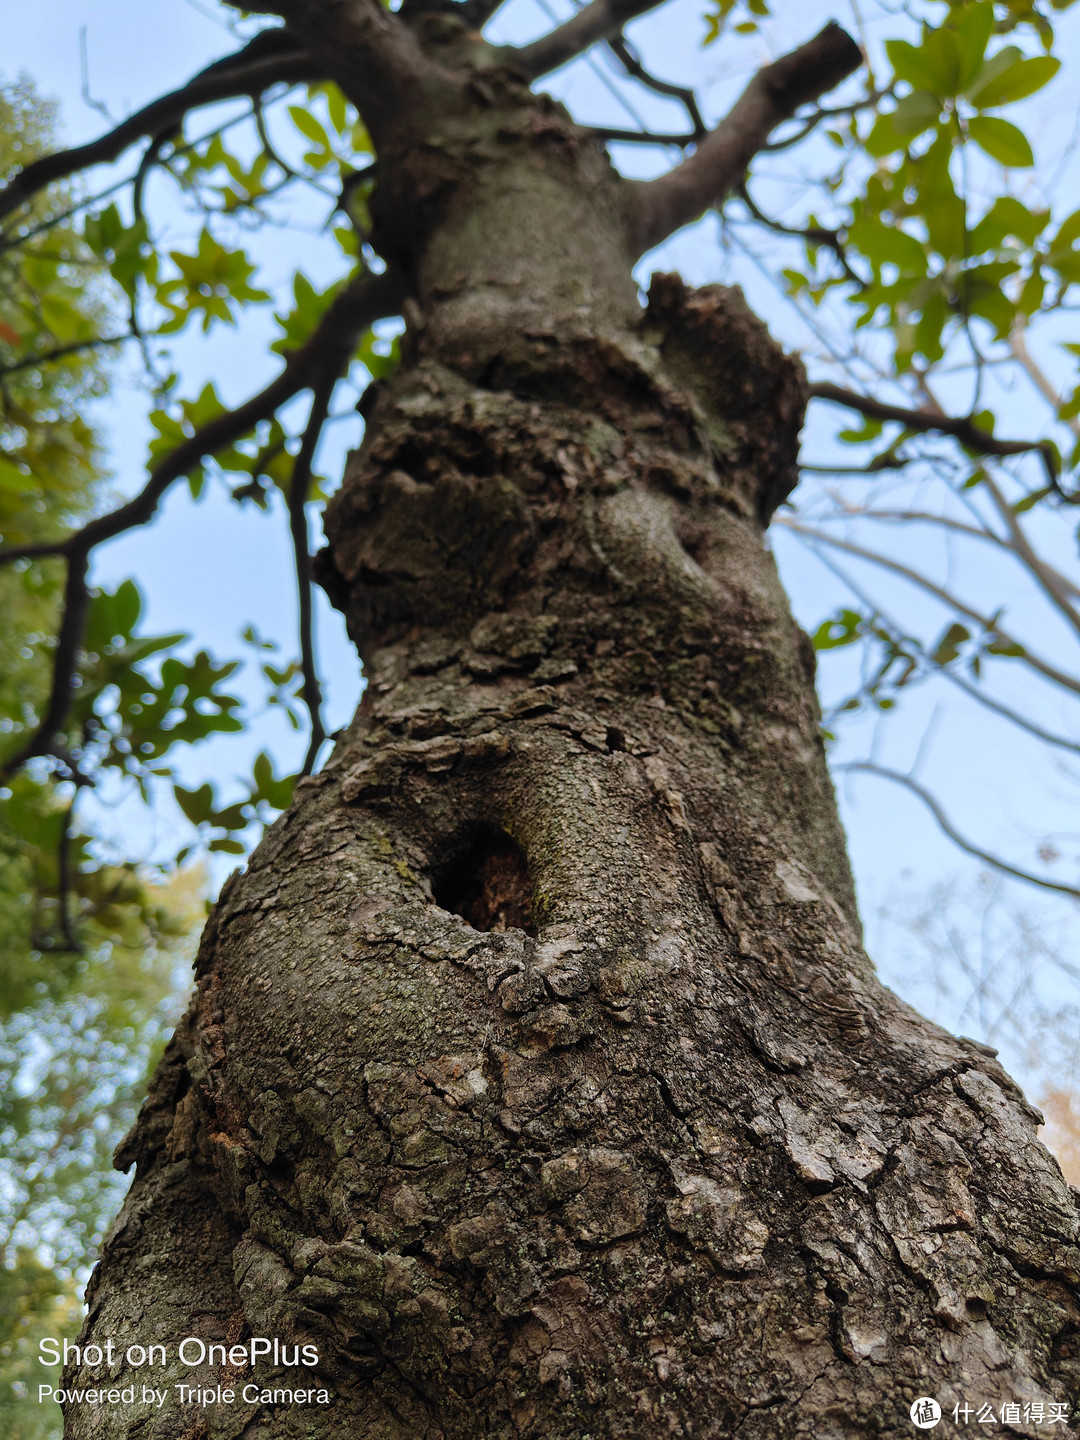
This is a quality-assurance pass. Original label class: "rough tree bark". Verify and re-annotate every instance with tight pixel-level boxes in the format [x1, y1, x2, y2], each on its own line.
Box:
[64, 5, 1080, 1437]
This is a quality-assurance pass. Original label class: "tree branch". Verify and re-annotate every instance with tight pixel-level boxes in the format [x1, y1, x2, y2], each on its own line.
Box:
[628, 22, 862, 257]
[606, 35, 705, 139]
[0, 31, 319, 224]
[513, 0, 667, 81]
[839, 762, 1080, 901]
[0, 331, 134, 380]
[808, 381, 1064, 492]
[780, 520, 1080, 699]
[803, 545, 1080, 757]
[288, 364, 339, 778]
[979, 469, 1080, 637]
[0, 268, 404, 774]
[241, 0, 457, 143]
[585, 126, 697, 146]
[737, 184, 864, 287]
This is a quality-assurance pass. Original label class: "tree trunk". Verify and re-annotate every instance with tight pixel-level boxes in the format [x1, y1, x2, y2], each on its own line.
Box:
[65, 46, 1080, 1440]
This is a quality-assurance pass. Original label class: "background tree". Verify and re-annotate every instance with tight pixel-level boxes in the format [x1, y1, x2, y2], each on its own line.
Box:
[0, 78, 200, 1440]
[3, 0, 1080, 1436]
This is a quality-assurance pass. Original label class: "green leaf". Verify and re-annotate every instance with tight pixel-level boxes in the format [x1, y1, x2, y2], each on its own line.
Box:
[248, 751, 297, 811]
[271, 271, 343, 356]
[918, 26, 962, 98]
[1052, 209, 1080, 253]
[174, 782, 214, 825]
[1013, 486, 1052, 513]
[885, 40, 938, 92]
[160, 229, 270, 333]
[915, 290, 948, 361]
[953, 2, 995, 91]
[1018, 268, 1045, 315]
[923, 189, 967, 260]
[887, 29, 961, 98]
[837, 416, 883, 443]
[969, 196, 1049, 252]
[813, 610, 864, 651]
[288, 105, 330, 151]
[847, 218, 927, 275]
[968, 116, 1035, 167]
[968, 54, 1060, 109]
[112, 579, 142, 639]
[1054, 253, 1080, 286]
[865, 92, 941, 155]
[893, 89, 943, 141]
[961, 262, 1025, 334]
[963, 45, 1023, 102]
[932, 623, 969, 665]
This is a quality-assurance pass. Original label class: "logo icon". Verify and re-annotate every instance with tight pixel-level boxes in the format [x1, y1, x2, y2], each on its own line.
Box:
[910, 1398, 942, 1429]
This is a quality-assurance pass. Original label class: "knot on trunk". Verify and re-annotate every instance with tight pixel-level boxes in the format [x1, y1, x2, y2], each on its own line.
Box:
[644, 272, 808, 523]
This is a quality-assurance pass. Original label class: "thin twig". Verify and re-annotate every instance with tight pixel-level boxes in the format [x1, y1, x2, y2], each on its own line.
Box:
[839, 762, 1080, 901]
[1010, 318, 1080, 441]
[802, 544, 1080, 756]
[979, 468, 1080, 634]
[585, 125, 696, 146]
[606, 35, 705, 138]
[738, 184, 864, 287]
[132, 129, 176, 224]
[780, 519, 1080, 699]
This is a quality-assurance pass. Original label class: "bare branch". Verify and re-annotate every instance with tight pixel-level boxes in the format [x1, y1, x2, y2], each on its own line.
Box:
[586, 126, 697, 147]
[628, 23, 863, 257]
[800, 456, 910, 475]
[513, 0, 667, 81]
[806, 546, 1080, 757]
[738, 184, 864, 287]
[808, 381, 1064, 493]
[0, 268, 404, 774]
[979, 469, 1080, 636]
[813, 506, 1007, 546]
[941, 668, 1080, 755]
[0, 31, 319, 224]
[839, 763, 1080, 901]
[780, 520, 1080, 699]
[606, 35, 705, 138]
[1011, 319, 1080, 442]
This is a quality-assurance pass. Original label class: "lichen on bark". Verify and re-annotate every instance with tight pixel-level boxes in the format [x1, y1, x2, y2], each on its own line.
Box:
[64, 24, 1080, 1440]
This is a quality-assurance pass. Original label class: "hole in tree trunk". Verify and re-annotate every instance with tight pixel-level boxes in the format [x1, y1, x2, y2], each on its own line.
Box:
[433, 829, 535, 935]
